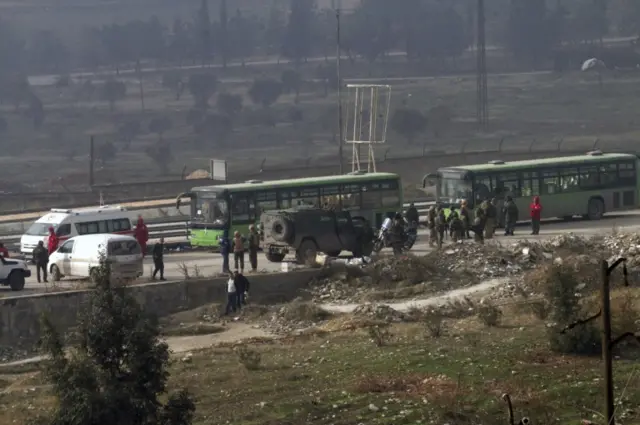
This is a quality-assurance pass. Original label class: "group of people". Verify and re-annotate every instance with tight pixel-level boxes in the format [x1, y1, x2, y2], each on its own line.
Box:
[426, 195, 543, 246]
[225, 270, 251, 315]
[219, 225, 261, 274]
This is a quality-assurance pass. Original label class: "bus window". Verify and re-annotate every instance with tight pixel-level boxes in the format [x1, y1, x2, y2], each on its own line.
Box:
[541, 170, 560, 195]
[497, 173, 520, 198]
[298, 188, 320, 207]
[231, 194, 252, 222]
[195, 198, 228, 224]
[321, 185, 340, 208]
[56, 224, 72, 237]
[599, 163, 617, 185]
[560, 167, 579, 192]
[361, 185, 380, 208]
[521, 171, 539, 197]
[255, 191, 277, 216]
[618, 162, 636, 185]
[579, 165, 599, 188]
[340, 184, 361, 209]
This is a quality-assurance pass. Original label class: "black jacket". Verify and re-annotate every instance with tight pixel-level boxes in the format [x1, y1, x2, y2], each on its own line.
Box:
[234, 274, 250, 293]
[152, 243, 164, 261]
[33, 245, 49, 265]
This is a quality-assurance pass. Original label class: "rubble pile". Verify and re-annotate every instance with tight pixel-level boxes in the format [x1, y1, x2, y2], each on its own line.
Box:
[258, 300, 332, 335]
[603, 233, 640, 268]
[351, 304, 408, 323]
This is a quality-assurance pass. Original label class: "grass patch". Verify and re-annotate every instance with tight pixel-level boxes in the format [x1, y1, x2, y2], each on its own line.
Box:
[3, 304, 640, 425]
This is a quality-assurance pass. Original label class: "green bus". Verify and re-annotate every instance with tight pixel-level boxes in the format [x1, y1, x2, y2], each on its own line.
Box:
[425, 151, 639, 222]
[176, 172, 403, 248]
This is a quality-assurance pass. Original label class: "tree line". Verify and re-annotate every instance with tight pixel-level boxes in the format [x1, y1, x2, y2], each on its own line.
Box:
[1, 0, 638, 76]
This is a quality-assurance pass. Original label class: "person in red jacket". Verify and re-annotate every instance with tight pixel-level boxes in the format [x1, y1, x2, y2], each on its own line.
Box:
[134, 216, 149, 257]
[530, 196, 542, 235]
[47, 226, 59, 255]
[0, 242, 10, 258]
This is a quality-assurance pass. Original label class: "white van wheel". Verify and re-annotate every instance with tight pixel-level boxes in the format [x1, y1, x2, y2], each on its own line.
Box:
[50, 265, 61, 282]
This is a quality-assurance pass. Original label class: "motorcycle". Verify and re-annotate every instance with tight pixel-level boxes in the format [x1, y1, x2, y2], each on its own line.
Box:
[373, 218, 418, 254]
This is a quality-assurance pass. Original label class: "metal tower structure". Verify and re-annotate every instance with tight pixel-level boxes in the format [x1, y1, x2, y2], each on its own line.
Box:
[344, 84, 392, 173]
[476, 0, 489, 126]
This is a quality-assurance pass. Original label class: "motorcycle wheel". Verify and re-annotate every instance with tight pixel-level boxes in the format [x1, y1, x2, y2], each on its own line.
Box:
[373, 239, 384, 253]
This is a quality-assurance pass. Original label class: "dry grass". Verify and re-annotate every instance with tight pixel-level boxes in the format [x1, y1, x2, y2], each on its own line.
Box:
[2, 288, 640, 425]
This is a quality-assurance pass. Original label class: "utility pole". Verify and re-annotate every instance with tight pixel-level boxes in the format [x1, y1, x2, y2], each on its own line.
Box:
[476, 0, 488, 126]
[336, 7, 344, 174]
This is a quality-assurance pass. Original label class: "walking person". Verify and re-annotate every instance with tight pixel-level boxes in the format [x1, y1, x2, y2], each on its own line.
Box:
[427, 206, 437, 247]
[152, 237, 165, 280]
[435, 206, 447, 248]
[224, 272, 237, 315]
[248, 225, 260, 272]
[473, 208, 486, 244]
[503, 195, 519, 236]
[0, 242, 9, 258]
[530, 196, 542, 235]
[482, 198, 497, 239]
[233, 230, 245, 273]
[220, 230, 230, 273]
[32, 240, 49, 283]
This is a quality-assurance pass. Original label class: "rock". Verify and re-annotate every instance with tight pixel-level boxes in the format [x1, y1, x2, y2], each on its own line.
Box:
[369, 403, 379, 412]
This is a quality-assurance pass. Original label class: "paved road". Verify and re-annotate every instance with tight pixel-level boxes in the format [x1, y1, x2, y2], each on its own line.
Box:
[3, 211, 640, 296]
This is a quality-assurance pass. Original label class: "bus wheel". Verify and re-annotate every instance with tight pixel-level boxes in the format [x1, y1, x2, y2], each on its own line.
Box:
[587, 198, 605, 220]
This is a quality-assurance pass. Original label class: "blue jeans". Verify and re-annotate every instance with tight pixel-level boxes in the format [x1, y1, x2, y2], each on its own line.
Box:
[222, 253, 230, 273]
[225, 293, 237, 315]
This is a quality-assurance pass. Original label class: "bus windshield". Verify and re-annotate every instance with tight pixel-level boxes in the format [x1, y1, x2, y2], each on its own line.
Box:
[438, 172, 472, 203]
[193, 194, 228, 225]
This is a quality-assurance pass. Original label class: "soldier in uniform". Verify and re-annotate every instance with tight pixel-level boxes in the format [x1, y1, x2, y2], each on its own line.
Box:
[503, 195, 519, 236]
[473, 208, 486, 244]
[460, 200, 471, 239]
[435, 206, 447, 248]
[482, 198, 498, 239]
[449, 209, 464, 243]
[427, 206, 437, 247]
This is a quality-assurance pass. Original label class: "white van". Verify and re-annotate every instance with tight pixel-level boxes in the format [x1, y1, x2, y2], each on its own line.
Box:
[48, 234, 143, 282]
[20, 205, 134, 257]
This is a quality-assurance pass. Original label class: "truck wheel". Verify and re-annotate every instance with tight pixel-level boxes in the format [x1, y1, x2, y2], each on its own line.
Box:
[296, 239, 318, 266]
[265, 252, 286, 262]
[271, 217, 293, 243]
[51, 265, 61, 282]
[587, 197, 605, 220]
[8, 271, 25, 291]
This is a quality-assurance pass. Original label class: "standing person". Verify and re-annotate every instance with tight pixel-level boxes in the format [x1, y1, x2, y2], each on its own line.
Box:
[224, 272, 237, 315]
[427, 206, 437, 247]
[134, 216, 149, 257]
[449, 210, 464, 243]
[234, 270, 251, 309]
[248, 225, 260, 272]
[405, 202, 419, 225]
[219, 230, 230, 273]
[503, 195, 519, 236]
[460, 200, 471, 239]
[473, 208, 486, 244]
[482, 198, 497, 239]
[435, 206, 447, 248]
[32, 240, 49, 283]
[152, 237, 165, 280]
[47, 226, 59, 255]
[0, 242, 9, 258]
[530, 196, 542, 235]
[233, 231, 245, 273]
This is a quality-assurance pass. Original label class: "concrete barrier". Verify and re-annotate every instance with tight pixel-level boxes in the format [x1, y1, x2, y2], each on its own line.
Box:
[0, 268, 324, 348]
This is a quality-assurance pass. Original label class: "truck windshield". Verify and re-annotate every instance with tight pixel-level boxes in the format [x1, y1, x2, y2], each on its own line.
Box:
[25, 223, 56, 236]
[194, 197, 228, 225]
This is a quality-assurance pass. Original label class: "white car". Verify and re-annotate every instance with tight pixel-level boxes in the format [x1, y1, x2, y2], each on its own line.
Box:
[48, 234, 144, 283]
[0, 256, 31, 291]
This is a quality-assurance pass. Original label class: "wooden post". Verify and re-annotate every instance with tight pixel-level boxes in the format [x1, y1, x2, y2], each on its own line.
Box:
[601, 259, 615, 425]
[89, 136, 95, 187]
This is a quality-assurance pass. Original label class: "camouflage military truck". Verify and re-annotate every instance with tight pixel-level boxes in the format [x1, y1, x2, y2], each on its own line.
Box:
[260, 208, 375, 265]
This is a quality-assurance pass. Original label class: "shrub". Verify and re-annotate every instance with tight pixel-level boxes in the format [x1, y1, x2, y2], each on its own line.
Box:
[423, 310, 445, 337]
[477, 303, 502, 327]
[368, 325, 392, 347]
[235, 345, 262, 370]
[543, 265, 601, 356]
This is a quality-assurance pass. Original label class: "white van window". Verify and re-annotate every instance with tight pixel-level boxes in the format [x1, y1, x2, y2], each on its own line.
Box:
[57, 224, 72, 236]
[26, 223, 56, 236]
[58, 240, 74, 254]
[108, 240, 141, 256]
[76, 219, 132, 235]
